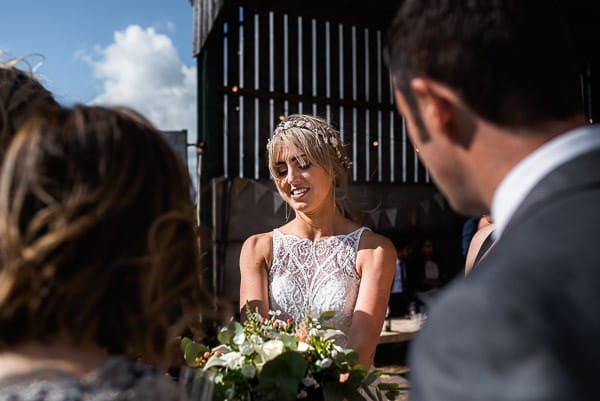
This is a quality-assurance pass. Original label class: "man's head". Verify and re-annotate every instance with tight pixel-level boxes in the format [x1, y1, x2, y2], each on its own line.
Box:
[387, 0, 585, 214]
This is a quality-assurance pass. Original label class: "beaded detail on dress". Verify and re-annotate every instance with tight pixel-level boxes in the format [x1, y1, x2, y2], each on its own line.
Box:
[268, 227, 367, 336]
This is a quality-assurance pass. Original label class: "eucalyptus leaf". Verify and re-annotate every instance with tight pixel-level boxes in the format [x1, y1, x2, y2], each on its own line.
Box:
[319, 310, 337, 321]
[180, 336, 193, 352]
[363, 369, 382, 385]
[183, 341, 209, 367]
[257, 352, 308, 401]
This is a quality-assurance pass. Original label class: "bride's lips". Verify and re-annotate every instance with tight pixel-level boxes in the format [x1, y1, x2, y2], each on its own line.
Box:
[290, 187, 309, 200]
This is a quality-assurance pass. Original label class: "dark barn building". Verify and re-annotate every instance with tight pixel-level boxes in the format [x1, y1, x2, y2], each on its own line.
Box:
[187, 0, 599, 311]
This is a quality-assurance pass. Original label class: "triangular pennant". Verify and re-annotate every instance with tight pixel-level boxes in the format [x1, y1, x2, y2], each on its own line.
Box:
[420, 199, 431, 216]
[253, 182, 270, 204]
[433, 193, 445, 211]
[273, 192, 285, 214]
[384, 208, 398, 227]
[232, 177, 250, 197]
[370, 209, 382, 227]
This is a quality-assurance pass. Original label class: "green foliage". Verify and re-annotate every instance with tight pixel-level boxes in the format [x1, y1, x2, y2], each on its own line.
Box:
[180, 305, 399, 400]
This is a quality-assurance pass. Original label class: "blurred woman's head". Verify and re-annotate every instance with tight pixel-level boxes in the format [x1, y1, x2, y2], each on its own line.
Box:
[0, 59, 58, 160]
[0, 105, 212, 366]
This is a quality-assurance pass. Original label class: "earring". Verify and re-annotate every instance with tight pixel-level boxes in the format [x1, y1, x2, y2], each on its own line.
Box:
[285, 203, 290, 222]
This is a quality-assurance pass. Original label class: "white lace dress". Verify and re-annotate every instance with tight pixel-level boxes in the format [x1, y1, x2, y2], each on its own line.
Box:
[268, 227, 367, 337]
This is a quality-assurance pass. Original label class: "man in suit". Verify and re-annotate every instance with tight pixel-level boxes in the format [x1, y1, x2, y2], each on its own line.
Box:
[386, 1, 600, 400]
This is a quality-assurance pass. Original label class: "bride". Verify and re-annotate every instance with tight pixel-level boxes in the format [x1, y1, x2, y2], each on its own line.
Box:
[239, 114, 395, 367]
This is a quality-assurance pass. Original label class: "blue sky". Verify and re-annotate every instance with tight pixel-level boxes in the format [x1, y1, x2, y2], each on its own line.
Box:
[1, 0, 195, 104]
[1, 0, 198, 169]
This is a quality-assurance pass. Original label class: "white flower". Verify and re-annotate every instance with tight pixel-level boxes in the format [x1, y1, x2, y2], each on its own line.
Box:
[316, 358, 332, 369]
[258, 339, 284, 363]
[301, 376, 318, 388]
[239, 341, 254, 355]
[250, 334, 265, 347]
[241, 363, 256, 378]
[309, 328, 319, 337]
[297, 390, 308, 399]
[268, 310, 282, 316]
[233, 331, 246, 345]
[221, 351, 244, 369]
[296, 342, 310, 352]
[330, 349, 338, 358]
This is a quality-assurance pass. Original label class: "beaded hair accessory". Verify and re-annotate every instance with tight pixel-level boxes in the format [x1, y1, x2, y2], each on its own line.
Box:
[272, 115, 352, 169]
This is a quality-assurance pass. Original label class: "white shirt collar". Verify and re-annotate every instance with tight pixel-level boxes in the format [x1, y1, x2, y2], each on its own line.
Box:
[492, 124, 600, 238]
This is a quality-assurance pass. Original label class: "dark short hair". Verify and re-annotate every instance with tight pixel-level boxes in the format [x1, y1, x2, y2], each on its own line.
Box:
[387, 0, 583, 129]
[0, 106, 213, 365]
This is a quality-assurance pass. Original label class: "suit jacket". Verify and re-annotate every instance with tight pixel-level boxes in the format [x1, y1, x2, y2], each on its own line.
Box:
[409, 146, 600, 401]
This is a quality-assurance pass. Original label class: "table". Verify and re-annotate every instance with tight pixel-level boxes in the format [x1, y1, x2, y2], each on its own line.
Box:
[378, 318, 422, 344]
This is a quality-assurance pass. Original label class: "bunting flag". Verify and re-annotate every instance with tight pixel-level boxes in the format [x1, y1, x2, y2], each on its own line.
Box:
[232, 177, 250, 197]
[273, 192, 285, 214]
[253, 181, 270, 204]
[420, 199, 431, 216]
[370, 209, 382, 228]
[384, 208, 398, 227]
[433, 193, 445, 211]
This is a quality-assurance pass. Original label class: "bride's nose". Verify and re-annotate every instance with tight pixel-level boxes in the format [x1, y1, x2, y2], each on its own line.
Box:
[285, 165, 301, 185]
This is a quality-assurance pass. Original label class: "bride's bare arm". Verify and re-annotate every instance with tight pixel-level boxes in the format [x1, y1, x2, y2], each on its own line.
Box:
[349, 231, 396, 367]
[239, 232, 273, 321]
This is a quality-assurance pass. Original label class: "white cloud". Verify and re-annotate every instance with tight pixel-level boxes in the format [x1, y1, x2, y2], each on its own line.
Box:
[87, 25, 196, 140]
[84, 24, 198, 182]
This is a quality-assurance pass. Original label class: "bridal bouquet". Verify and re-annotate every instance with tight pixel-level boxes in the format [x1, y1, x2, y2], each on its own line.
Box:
[180, 305, 398, 401]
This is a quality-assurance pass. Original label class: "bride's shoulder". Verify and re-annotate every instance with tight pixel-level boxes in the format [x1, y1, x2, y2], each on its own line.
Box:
[241, 231, 273, 259]
[357, 229, 396, 254]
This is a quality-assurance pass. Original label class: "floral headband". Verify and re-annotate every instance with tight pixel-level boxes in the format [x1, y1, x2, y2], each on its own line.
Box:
[271, 115, 351, 169]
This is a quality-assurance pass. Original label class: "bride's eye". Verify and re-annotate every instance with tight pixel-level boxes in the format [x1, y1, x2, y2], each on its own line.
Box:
[298, 161, 311, 170]
[276, 168, 287, 177]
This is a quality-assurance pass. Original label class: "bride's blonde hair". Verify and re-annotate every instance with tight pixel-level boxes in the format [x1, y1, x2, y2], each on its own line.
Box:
[267, 114, 351, 202]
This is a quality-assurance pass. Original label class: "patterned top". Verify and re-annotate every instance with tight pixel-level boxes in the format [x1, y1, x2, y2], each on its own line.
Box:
[268, 227, 367, 336]
[0, 356, 181, 401]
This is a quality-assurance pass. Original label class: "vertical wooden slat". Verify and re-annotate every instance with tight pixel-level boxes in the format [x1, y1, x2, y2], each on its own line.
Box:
[253, 12, 260, 179]
[213, 6, 431, 185]
[222, 21, 230, 178]
[238, 7, 246, 177]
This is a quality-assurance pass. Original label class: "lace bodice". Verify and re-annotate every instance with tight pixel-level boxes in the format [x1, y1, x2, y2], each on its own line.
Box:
[268, 227, 367, 336]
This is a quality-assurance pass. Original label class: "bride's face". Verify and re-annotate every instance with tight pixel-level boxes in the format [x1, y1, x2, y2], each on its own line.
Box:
[273, 145, 334, 214]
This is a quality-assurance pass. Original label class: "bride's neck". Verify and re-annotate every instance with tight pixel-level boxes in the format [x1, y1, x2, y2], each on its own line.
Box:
[0, 341, 109, 379]
[292, 209, 349, 238]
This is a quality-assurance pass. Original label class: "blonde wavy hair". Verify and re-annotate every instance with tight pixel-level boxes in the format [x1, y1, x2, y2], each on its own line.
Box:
[0, 106, 214, 366]
[267, 114, 351, 204]
[0, 58, 58, 161]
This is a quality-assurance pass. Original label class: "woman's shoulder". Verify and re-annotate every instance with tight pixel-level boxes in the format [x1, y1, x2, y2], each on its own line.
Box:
[358, 228, 396, 253]
[240, 231, 274, 261]
[243, 231, 274, 245]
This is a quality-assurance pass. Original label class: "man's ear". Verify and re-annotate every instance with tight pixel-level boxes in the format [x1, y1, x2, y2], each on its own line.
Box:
[410, 78, 455, 138]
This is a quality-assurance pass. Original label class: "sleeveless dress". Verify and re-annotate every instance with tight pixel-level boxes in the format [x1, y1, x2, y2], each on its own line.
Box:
[268, 227, 367, 337]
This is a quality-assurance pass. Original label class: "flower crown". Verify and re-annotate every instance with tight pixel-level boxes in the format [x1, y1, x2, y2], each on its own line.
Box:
[272, 116, 352, 170]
